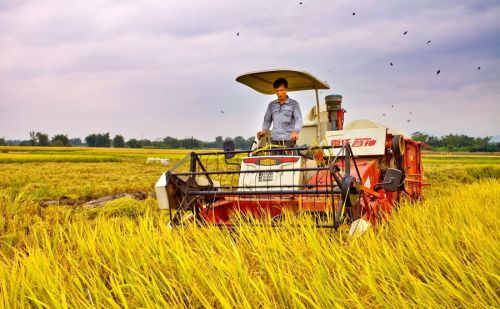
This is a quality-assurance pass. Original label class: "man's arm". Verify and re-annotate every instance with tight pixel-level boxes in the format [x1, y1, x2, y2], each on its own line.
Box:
[293, 101, 303, 133]
[257, 103, 273, 139]
[262, 104, 272, 131]
[289, 101, 303, 141]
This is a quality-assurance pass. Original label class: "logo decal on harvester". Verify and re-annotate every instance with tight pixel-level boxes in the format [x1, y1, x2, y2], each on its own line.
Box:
[330, 138, 377, 147]
[258, 158, 280, 166]
[325, 128, 386, 156]
[242, 157, 300, 165]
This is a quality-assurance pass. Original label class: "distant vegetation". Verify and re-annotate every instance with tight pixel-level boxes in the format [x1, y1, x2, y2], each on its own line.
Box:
[2, 131, 256, 150]
[85, 133, 112, 148]
[1, 131, 499, 151]
[125, 135, 255, 149]
[411, 132, 500, 152]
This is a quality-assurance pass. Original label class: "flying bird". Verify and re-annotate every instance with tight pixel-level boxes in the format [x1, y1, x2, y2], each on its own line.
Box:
[390, 62, 393, 66]
[299, 1, 303, 4]
[352, 12, 356, 16]
[437, 70, 441, 75]
[391, 105, 394, 108]
[427, 40, 432, 44]
[477, 66, 481, 70]
[403, 30, 408, 35]
[382, 113, 386, 116]
[236, 32, 239, 36]
[407, 119, 411, 123]
[221, 110, 224, 114]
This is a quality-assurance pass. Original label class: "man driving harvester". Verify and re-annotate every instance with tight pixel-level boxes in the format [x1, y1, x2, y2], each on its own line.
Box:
[257, 78, 303, 148]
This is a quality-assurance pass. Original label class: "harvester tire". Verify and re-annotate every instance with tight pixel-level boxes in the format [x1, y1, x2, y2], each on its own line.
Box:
[392, 135, 405, 157]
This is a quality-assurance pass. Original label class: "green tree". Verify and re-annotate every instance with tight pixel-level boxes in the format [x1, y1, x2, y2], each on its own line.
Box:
[427, 136, 441, 147]
[85, 134, 97, 147]
[233, 136, 247, 149]
[113, 135, 125, 148]
[36, 132, 50, 146]
[51, 134, 69, 146]
[177, 137, 202, 149]
[140, 139, 152, 147]
[411, 131, 499, 152]
[51, 140, 64, 146]
[126, 138, 141, 148]
[29, 131, 37, 146]
[411, 131, 430, 143]
[98, 133, 111, 147]
[441, 134, 473, 149]
[69, 138, 82, 146]
[214, 136, 224, 148]
[0, 138, 5, 146]
[163, 136, 180, 148]
[151, 141, 164, 148]
[85, 133, 111, 147]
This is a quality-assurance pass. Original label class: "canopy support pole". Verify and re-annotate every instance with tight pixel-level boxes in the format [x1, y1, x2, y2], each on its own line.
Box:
[315, 88, 321, 142]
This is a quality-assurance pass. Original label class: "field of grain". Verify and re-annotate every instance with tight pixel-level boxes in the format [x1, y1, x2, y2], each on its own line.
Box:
[0, 146, 498, 308]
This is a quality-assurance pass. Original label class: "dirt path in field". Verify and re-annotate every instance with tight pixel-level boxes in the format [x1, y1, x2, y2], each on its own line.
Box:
[40, 191, 154, 208]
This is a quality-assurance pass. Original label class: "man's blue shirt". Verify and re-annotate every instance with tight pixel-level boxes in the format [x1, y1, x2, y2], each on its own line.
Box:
[262, 97, 303, 141]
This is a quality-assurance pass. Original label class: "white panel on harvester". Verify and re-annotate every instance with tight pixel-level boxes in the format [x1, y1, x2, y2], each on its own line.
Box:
[324, 128, 387, 156]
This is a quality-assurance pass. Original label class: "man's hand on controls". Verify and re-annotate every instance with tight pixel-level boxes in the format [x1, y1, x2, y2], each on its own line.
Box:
[257, 130, 266, 139]
[257, 130, 299, 142]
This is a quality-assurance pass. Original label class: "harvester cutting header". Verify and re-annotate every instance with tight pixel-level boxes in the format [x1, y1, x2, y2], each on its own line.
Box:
[155, 69, 426, 230]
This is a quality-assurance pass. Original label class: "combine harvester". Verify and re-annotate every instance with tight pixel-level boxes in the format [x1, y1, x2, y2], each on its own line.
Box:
[155, 69, 426, 231]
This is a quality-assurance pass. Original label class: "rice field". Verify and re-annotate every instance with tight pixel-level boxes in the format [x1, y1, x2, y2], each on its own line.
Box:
[0, 146, 499, 308]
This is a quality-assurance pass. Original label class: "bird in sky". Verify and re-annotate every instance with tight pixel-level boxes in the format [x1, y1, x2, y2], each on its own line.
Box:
[403, 30, 408, 35]
[437, 70, 441, 75]
[221, 110, 224, 114]
[299, 1, 303, 4]
[390, 62, 393, 66]
[477, 66, 481, 70]
[407, 119, 411, 123]
[409, 112, 412, 115]
[352, 12, 356, 15]
[427, 40, 432, 44]
[236, 32, 239, 36]
[382, 113, 386, 116]
[391, 105, 394, 108]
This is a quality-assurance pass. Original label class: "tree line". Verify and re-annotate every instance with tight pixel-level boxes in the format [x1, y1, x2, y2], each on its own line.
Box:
[1, 131, 498, 152]
[411, 132, 499, 152]
[0, 132, 256, 150]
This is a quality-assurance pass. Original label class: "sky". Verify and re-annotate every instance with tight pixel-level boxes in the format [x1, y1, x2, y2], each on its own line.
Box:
[1, 0, 499, 141]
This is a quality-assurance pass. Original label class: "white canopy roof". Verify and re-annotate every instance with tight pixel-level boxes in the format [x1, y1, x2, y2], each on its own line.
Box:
[236, 69, 330, 94]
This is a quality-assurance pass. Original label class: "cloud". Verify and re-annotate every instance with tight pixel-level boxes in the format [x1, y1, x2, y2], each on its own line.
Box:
[1, 0, 499, 140]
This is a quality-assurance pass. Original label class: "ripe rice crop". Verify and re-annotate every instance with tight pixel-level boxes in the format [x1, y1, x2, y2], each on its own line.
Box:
[0, 153, 121, 164]
[0, 147, 498, 307]
[423, 154, 500, 165]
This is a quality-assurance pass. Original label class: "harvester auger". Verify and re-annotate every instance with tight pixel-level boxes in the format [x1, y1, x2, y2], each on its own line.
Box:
[155, 69, 426, 230]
